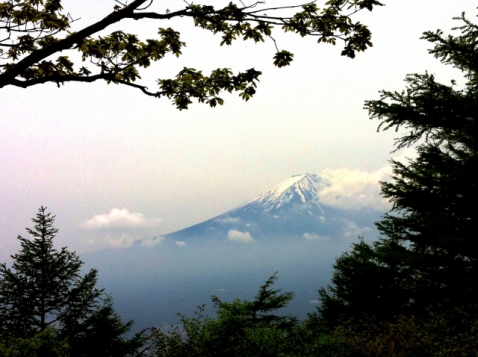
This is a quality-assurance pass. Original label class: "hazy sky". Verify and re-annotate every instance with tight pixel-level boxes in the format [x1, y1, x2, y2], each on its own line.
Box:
[1, 0, 476, 259]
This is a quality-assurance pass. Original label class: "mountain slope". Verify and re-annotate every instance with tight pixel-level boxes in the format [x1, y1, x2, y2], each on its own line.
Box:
[154, 173, 379, 243]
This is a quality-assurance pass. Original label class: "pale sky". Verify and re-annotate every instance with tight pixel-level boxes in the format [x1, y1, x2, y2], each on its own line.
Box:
[1, 0, 476, 259]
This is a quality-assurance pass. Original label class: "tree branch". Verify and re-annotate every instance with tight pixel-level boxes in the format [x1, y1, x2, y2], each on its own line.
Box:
[9, 74, 114, 88]
[130, 10, 291, 25]
[8, 72, 195, 100]
[0, 0, 380, 105]
[126, 9, 189, 20]
[0, 0, 150, 87]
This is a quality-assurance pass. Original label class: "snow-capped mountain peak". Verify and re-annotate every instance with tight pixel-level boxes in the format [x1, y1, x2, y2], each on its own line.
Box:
[236, 173, 326, 214]
[141, 172, 379, 243]
[249, 174, 320, 208]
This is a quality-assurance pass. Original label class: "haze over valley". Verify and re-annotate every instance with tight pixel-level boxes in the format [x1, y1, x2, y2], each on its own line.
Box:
[83, 173, 383, 330]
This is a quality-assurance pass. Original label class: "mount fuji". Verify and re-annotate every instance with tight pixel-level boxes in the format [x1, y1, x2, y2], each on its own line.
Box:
[83, 173, 383, 331]
[145, 173, 379, 244]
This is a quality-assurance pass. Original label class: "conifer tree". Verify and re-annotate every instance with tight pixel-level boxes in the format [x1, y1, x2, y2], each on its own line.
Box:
[0, 207, 144, 356]
[316, 12, 478, 328]
[149, 273, 299, 357]
[0, 207, 101, 338]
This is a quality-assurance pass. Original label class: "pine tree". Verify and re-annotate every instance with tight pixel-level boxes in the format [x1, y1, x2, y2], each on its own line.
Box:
[0, 207, 145, 355]
[0, 207, 101, 338]
[149, 273, 299, 357]
[316, 12, 478, 328]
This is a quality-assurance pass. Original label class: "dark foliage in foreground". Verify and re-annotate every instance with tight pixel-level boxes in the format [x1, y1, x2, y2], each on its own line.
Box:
[0, 207, 146, 357]
[309, 9, 478, 356]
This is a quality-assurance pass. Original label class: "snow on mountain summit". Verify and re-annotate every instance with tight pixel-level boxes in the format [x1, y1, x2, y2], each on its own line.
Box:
[232, 173, 328, 216]
[254, 174, 318, 205]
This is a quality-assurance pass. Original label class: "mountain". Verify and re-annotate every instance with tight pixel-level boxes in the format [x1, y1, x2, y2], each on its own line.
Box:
[148, 173, 378, 244]
[83, 173, 383, 332]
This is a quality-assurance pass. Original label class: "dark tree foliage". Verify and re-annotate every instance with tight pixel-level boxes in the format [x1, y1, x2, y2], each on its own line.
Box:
[0, 0, 383, 109]
[66, 295, 145, 357]
[210, 272, 295, 327]
[0, 207, 145, 356]
[315, 239, 413, 329]
[329, 310, 478, 357]
[0, 207, 102, 339]
[316, 12, 478, 328]
[0, 327, 69, 357]
[149, 273, 302, 357]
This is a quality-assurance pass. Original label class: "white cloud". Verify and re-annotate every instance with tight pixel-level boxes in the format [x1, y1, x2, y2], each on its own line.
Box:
[175, 241, 186, 247]
[227, 230, 254, 243]
[83, 208, 162, 229]
[215, 216, 240, 224]
[141, 236, 165, 247]
[342, 220, 371, 238]
[81, 228, 162, 252]
[317, 167, 390, 211]
[310, 300, 320, 304]
[303, 232, 329, 241]
[106, 233, 135, 248]
[316, 148, 418, 211]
